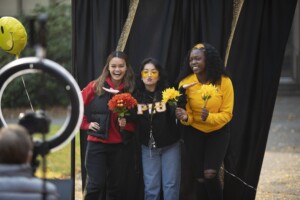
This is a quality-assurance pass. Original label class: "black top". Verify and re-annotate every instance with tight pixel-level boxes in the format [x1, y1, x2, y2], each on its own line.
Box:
[134, 89, 181, 148]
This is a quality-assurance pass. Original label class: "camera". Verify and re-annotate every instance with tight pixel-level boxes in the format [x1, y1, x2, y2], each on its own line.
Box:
[18, 110, 51, 173]
[18, 110, 51, 135]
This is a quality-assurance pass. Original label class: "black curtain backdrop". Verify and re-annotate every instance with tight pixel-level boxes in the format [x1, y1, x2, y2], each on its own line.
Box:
[224, 0, 298, 199]
[124, 0, 232, 83]
[72, 0, 298, 199]
[72, 0, 130, 88]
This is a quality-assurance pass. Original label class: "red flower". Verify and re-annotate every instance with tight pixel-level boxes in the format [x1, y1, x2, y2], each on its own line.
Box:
[108, 93, 138, 118]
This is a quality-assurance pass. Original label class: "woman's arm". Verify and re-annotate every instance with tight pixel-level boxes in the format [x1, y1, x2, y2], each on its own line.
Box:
[80, 81, 96, 130]
[205, 77, 234, 125]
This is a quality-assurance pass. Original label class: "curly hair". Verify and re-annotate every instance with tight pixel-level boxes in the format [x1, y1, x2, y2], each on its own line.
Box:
[94, 51, 135, 95]
[136, 57, 168, 91]
[176, 42, 230, 85]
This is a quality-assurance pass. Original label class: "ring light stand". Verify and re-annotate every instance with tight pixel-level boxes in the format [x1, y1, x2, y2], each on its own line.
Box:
[0, 57, 83, 152]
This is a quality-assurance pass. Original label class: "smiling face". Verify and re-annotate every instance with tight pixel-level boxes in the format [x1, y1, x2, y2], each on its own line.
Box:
[141, 63, 160, 91]
[108, 57, 127, 85]
[0, 17, 27, 57]
[0, 25, 13, 51]
[189, 49, 206, 75]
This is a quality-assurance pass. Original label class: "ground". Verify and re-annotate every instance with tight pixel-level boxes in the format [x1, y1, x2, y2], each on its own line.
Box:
[256, 96, 300, 199]
[3, 96, 299, 199]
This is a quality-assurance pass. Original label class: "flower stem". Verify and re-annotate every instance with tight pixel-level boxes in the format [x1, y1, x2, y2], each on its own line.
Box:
[203, 99, 208, 108]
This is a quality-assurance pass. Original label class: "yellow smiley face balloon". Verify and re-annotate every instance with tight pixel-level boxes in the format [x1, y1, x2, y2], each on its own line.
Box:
[0, 16, 27, 58]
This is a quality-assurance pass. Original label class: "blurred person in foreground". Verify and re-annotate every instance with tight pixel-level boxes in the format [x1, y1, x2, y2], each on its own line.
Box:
[0, 124, 58, 200]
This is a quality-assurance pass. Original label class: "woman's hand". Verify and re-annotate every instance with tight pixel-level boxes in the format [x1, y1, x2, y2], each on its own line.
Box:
[175, 107, 188, 121]
[201, 107, 209, 121]
[89, 122, 100, 131]
[118, 117, 127, 128]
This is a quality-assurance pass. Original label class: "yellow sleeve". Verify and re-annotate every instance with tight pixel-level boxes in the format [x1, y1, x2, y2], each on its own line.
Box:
[206, 77, 234, 125]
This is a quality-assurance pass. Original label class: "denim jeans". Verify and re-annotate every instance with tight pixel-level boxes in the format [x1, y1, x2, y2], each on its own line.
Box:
[142, 141, 181, 200]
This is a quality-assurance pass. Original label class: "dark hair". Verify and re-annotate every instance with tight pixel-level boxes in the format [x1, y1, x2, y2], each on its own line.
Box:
[0, 125, 33, 164]
[136, 57, 168, 91]
[176, 42, 230, 85]
[94, 51, 135, 95]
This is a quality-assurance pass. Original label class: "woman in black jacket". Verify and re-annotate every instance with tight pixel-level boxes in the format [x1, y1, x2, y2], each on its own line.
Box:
[80, 51, 137, 200]
[135, 58, 181, 200]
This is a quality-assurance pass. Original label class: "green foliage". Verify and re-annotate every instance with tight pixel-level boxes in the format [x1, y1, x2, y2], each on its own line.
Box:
[34, 125, 81, 178]
[0, 2, 72, 108]
[0, 52, 15, 67]
[3, 74, 70, 108]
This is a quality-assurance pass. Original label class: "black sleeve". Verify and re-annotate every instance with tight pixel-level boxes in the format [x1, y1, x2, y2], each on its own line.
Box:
[177, 86, 187, 108]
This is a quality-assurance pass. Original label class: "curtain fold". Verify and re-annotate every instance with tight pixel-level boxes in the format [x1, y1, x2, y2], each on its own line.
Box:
[124, 0, 232, 83]
[224, 0, 298, 199]
[73, 0, 130, 88]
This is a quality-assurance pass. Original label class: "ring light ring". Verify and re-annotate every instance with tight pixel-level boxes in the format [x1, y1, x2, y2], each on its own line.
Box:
[0, 57, 83, 152]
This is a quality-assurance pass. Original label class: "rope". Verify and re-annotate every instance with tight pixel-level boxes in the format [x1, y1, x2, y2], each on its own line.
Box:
[116, 0, 140, 52]
[21, 77, 34, 112]
[221, 166, 257, 191]
[224, 0, 245, 67]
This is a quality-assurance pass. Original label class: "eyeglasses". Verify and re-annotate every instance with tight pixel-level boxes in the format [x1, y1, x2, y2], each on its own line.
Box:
[141, 69, 159, 78]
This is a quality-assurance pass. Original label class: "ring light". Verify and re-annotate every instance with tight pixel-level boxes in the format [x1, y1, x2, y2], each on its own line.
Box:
[0, 57, 83, 152]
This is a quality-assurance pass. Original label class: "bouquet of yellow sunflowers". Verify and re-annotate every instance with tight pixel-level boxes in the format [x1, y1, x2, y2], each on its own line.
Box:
[162, 87, 181, 106]
[200, 84, 217, 107]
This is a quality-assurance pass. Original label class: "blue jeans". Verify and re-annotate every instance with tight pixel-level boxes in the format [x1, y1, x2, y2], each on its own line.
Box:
[142, 141, 181, 200]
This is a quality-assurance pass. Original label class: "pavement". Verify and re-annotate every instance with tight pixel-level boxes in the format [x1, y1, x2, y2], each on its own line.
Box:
[256, 95, 300, 199]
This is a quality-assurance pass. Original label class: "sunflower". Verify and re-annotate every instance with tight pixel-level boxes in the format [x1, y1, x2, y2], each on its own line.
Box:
[162, 87, 182, 106]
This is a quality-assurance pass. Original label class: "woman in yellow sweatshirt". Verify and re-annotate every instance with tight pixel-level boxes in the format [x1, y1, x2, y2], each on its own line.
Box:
[175, 43, 234, 200]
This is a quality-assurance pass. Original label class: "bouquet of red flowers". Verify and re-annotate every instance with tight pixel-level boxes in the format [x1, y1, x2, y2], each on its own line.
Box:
[108, 93, 138, 118]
